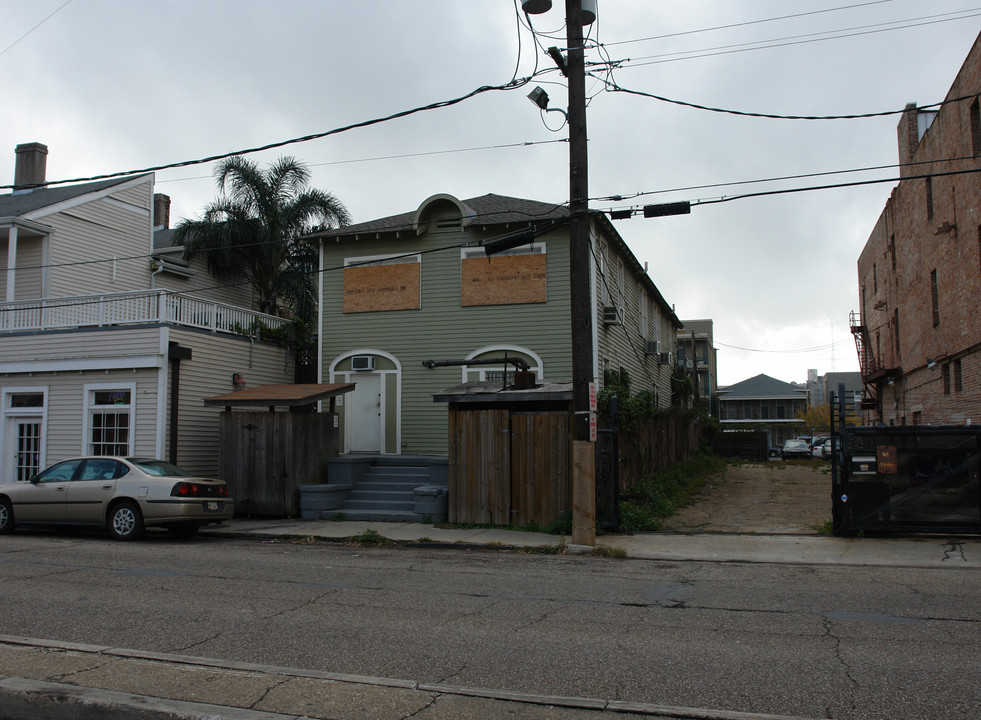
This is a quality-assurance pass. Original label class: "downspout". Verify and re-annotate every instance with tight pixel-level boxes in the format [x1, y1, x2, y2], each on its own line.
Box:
[167, 342, 192, 464]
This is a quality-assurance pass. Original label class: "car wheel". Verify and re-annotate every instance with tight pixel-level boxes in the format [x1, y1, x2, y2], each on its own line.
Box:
[0, 498, 13, 534]
[108, 501, 144, 541]
[167, 522, 200, 539]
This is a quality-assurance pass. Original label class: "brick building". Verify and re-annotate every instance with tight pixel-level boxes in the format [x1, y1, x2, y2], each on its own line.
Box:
[851, 31, 981, 426]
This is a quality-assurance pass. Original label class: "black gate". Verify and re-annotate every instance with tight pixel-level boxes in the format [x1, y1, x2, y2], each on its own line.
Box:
[832, 422, 981, 535]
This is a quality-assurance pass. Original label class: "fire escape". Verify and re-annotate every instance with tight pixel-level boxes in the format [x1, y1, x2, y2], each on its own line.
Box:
[849, 310, 901, 412]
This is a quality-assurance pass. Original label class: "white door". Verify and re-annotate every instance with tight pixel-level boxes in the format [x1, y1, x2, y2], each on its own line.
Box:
[348, 374, 382, 452]
[4, 416, 43, 483]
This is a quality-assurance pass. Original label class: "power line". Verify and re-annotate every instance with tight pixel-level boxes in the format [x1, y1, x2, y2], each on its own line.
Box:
[609, 9, 981, 67]
[601, 0, 897, 47]
[155, 138, 568, 185]
[0, 72, 547, 191]
[0, 0, 74, 58]
[715, 339, 852, 355]
[596, 75, 978, 120]
[593, 153, 981, 204]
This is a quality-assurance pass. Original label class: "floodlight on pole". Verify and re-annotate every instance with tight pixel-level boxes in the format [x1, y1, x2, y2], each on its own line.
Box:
[527, 86, 569, 121]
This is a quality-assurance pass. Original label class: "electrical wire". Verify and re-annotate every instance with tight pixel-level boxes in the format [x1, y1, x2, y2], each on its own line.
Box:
[611, 9, 981, 67]
[594, 152, 981, 205]
[715, 339, 852, 355]
[597, 74, 979, 120]
[156, 138, 569, 184]
[0, 0, 74, 58]
[601, 0, 897, 47]
[0, 71, 549, 191]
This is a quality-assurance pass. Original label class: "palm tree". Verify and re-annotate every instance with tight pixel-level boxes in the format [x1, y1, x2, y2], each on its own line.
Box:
[172, 155, 350, 325]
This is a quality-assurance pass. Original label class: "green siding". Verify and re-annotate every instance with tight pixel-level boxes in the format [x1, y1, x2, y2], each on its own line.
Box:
[322, 226, 572, 455]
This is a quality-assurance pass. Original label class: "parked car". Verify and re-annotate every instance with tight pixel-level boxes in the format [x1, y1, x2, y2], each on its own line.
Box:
[812, 437, 833, 459]
[781, 439, 812, 460]
[0, 457, 233, 540]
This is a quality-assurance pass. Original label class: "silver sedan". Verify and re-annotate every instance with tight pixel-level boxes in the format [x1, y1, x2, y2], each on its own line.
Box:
[0, 457, 234, 540]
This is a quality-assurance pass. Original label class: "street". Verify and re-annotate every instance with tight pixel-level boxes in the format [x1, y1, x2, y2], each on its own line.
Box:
[0, 530, 978, 719]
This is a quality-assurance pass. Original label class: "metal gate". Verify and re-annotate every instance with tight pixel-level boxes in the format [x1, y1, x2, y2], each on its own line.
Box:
[832, 425, 981, 535]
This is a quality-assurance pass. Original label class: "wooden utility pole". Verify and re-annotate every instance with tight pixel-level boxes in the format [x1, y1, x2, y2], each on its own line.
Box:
[566, 0, 595, 547]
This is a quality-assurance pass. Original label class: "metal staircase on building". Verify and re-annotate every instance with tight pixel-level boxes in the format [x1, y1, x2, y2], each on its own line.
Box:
[849, 310, 900, 411]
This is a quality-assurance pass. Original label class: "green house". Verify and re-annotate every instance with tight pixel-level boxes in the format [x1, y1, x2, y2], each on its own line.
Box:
[306, 193, 681, 457]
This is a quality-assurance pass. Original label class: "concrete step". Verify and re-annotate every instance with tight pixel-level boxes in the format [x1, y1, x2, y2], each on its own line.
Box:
[343, 499, 416, 512]
[352, 481, 425, 493]
[339, 509, 425, 523]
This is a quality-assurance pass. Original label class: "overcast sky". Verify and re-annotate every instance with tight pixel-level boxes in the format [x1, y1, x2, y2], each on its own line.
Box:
[3, 1, 979, 386]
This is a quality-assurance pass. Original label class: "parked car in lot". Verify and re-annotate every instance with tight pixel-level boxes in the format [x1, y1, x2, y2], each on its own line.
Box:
[0, 457, 233, 540]
[812, 437, 833, 459]
[781, 439, 812, 460]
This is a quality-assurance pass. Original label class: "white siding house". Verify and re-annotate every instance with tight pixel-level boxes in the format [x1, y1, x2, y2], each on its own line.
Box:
[0, 143, 293, 482]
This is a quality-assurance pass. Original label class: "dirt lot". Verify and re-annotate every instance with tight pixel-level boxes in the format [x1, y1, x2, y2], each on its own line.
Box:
[659, 461, 833, 534]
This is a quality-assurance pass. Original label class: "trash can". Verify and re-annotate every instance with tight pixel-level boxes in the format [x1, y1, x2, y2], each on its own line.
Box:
[414, 485, 448, 524]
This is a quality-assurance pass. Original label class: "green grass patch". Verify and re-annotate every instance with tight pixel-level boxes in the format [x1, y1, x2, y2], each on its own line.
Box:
[619, 452, 728, 532]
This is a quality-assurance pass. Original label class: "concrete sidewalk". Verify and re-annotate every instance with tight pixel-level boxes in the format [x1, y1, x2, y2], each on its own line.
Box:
[204, 518, 981, 568]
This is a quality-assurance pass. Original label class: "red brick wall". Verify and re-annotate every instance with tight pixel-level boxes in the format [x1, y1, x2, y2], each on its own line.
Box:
[857, 31, 981, 426]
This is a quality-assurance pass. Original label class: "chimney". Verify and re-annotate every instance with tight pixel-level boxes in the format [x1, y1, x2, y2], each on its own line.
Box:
[153, 193, 171, 230]
[14, 142, 48, 190]
[897, 103, 919, 178]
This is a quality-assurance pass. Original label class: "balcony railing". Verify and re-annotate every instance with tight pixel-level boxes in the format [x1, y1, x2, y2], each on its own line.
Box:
[0, 289, 289, 337]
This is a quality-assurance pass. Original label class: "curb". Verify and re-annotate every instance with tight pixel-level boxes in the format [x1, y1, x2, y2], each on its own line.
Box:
[0, 636, 821, 720]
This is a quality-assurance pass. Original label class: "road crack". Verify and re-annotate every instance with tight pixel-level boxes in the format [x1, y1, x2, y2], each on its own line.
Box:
[942, 542, 967, 562]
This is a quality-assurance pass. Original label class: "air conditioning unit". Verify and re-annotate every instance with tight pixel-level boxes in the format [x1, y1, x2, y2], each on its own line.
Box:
[658, 352, 672, 366]
[602, 306, 620, 325]
[351, 355, 375, 371]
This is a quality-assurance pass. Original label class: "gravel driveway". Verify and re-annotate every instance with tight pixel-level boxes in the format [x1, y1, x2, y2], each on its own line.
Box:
[659, 461, 832, 534]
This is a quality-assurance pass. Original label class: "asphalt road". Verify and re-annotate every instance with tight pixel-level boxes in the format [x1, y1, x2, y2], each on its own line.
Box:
[1, 530, 978, 720]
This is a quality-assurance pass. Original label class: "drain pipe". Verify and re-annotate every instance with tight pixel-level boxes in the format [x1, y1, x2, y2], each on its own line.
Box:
[167, 342, 192, 464]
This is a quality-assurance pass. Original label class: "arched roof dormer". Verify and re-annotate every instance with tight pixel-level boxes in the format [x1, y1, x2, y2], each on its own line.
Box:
[413, 194, 476, 236]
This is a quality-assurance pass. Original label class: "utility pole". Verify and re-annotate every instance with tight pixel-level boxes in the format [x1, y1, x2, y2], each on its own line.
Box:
[566, 0, 595, 547]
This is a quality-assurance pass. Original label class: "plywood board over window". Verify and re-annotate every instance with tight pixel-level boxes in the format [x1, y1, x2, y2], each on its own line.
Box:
[343, 262, 420, 313]
[461, 253, 546, 306]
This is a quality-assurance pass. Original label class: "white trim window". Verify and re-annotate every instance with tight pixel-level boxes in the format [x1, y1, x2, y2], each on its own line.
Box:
[83, 383, 136, 456]
[344, 252, 421, 268]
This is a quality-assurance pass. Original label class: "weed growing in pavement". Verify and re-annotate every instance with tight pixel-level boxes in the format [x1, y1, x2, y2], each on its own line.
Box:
[348, 529, 394, 547]
[618, 452, 728, 532]
[328, 513, 347, 522]
[812, 519, 834, 535]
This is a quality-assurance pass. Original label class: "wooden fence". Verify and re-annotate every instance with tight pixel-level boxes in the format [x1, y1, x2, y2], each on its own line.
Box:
[448, 408, 571, 527]
[218, 411, 339, 517]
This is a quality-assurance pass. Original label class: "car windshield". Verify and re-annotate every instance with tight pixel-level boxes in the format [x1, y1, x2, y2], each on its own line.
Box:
[127, 458, 192, 477]
[786, 441, 807, 448]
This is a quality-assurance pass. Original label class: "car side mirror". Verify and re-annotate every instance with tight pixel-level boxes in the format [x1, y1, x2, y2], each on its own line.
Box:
[28, 474, 40, 484]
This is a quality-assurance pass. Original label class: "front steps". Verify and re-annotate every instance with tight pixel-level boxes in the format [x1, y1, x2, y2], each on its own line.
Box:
[317, 455, 448, 523]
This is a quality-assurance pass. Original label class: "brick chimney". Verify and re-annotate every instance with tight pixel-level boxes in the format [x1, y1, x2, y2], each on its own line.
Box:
[153, 193, 171, 230]
[14, 142, 48, 190]
[897, 103, 920, 178]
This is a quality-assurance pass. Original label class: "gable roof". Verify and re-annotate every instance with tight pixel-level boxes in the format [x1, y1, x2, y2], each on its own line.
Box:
[718, 374, 807, 399]
[0, 176, 141, 219]
[306, 192, 682, 328]
[307, 193, 569, 239]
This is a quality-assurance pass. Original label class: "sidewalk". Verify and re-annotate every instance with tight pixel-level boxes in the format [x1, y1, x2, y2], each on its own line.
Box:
[204, 517, 981, 568]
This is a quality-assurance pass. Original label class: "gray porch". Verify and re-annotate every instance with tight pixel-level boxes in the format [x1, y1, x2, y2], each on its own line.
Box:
[300, 455, 449, 523]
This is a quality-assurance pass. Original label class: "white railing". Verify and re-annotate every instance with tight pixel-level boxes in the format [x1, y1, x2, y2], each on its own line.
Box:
[0, 289, 289, 337]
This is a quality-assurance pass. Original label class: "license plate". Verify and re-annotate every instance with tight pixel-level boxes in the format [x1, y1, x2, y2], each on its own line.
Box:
[205, 501, 222, 512]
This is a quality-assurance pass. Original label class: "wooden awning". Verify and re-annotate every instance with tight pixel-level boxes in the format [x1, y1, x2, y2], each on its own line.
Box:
[204, 383, 355, 410]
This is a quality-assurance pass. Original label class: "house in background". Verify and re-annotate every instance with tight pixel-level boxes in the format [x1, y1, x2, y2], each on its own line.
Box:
[677, 319, 717, 415]
[0, 143, 294, 483]
[852, 31, 981, 426]
[717, 373, 808, 448]
[307, 192, 682, 459]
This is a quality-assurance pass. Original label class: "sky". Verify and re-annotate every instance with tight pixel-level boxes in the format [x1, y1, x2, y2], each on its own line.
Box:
[2, 0, 979, 386]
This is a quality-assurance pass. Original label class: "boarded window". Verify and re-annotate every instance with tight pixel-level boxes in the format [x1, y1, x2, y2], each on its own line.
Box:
[343, 254, 421, 313]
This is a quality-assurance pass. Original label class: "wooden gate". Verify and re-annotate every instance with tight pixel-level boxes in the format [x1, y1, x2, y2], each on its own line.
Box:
[448, 408, 571, 527]
[219, 411, 339, 517]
